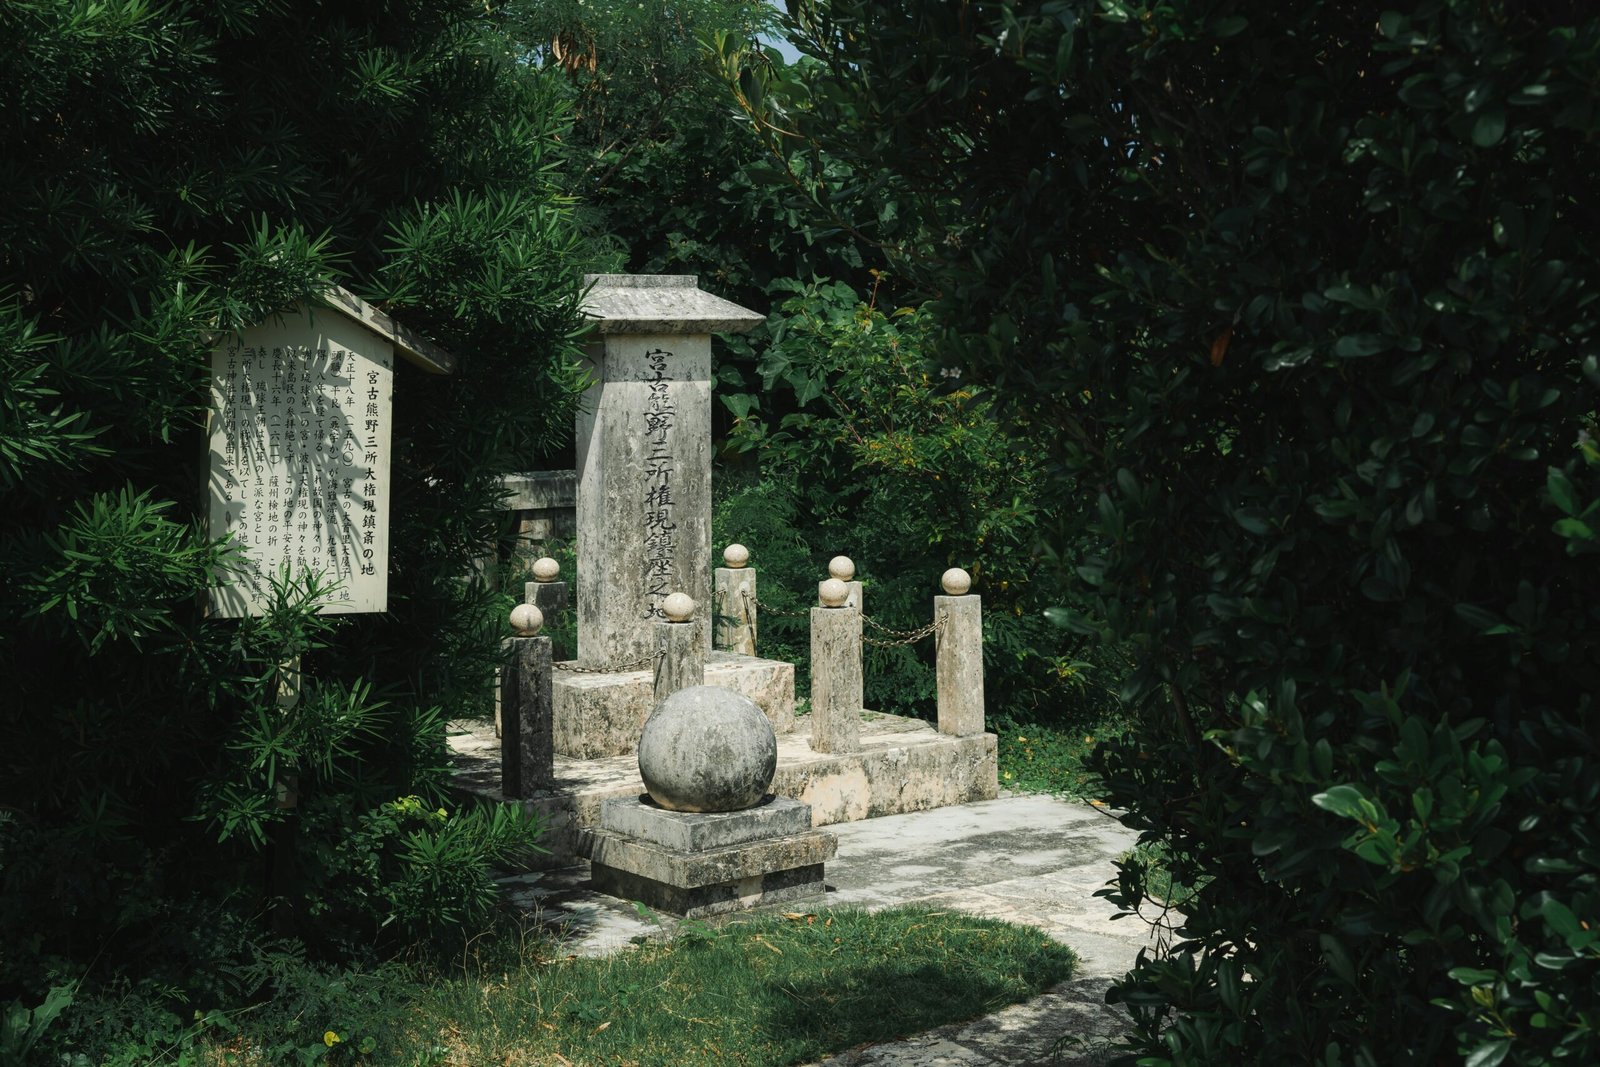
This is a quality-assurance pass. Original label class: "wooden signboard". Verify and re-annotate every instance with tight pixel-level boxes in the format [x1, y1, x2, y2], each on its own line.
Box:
[206, 289, 452, 617]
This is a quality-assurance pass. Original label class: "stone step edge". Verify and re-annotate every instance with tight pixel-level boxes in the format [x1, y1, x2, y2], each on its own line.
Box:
[583, 825, 838, 889]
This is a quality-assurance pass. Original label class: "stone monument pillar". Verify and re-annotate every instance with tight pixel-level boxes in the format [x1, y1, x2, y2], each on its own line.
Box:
[552, 276, 796, 759]
[575, 275, 761, 662]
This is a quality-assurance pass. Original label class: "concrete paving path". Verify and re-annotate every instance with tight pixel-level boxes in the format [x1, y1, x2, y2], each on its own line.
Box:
[498, 794, 1171, 1067]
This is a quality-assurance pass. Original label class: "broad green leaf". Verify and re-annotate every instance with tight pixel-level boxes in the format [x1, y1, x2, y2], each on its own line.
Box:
[1473, 110, 1507, 147]
[1465, 1039, 1511, 1067]
[1232, 507, 1273, 535]
[1312, 785, 1368, 820]
[1334, 334, 1389, 358]
[1447, 967, 1498, 984]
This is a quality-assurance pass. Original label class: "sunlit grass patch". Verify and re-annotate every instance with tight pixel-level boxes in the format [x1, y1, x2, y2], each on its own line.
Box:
[195, 905, 1075, 1067]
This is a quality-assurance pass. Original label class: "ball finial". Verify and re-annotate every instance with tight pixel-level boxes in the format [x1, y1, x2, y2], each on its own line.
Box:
[941, 567, 973, 596]
[819, 577, 849, 608]
[827, 555, 855, 581]
[662, 592, 696, 622]
[723, 543, 750, 569]
[531, 556, 560, 583]
[510, 602, 544, 635]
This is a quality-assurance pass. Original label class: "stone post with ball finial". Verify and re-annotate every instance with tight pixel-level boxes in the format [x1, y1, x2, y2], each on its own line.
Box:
[654, 591, 705, 703]
[714, 543, 757, 655]
[809, 560, 863, 754]
[501, 603, 554, 797]
[934, 567, 985, 736]
[524, 555, 569, 626]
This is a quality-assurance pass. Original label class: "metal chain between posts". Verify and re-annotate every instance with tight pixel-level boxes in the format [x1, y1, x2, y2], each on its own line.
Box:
[743, 588, 809, 618]
[742, 586, 947, 645]
[553, 648, 664, 674]
[862, 611, 947, 648]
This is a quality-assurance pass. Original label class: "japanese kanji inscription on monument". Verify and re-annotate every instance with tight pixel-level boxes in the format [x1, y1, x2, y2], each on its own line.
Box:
[206, 291, 453, 618]
[641, 347, 677, 618]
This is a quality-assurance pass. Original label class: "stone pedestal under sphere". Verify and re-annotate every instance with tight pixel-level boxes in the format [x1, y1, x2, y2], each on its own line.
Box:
[589, 683, 832, 918]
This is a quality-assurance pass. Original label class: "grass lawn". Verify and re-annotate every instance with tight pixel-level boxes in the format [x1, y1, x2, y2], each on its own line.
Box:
[189, 905, 1074, 1067]
[994, 719, 1118, 801]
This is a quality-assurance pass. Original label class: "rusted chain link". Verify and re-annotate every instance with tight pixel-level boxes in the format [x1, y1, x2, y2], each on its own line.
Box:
[861, 613, 931, 638]
[553, 648, 663, 674]
[862, 612, 947, 648]
[743, 589, 809, 618]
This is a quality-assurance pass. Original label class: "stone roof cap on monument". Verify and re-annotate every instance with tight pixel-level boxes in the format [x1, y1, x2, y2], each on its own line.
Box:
[318, 285, 455, 374]
[581, 274, 765, 335]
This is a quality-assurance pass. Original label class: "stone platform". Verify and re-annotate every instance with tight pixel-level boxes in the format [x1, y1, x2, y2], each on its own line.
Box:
[588, 795, 835, 918]
[449, 710, 998, 868]
[553, 650, 795, 759]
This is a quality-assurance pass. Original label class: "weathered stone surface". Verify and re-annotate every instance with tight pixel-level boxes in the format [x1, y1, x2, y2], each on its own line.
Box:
[503, 469, 576, 511]
[786, 729, 998, 825]
[589, 860, 826, 919]
[810, 605, 863, 753]
[638, 685, 776, 812]
[935, 594, 985, 736]
[510, 603, 543, 635]
[586, 823, 836, 889]
[576, 332, 713, 663]
[448, 710, 997, 868]
[500, 635, 553, 798]
[525, 579, 568, 617]
[654, 619, 705, 703]
[601, 794, 812, 852]
[552, 651, 794, 759]
[714, 566, 757, 655]
[504, 470, 577, 543]
[581, 274, 766, 335]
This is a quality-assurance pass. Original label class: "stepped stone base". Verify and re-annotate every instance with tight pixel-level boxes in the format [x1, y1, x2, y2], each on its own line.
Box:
[588, 795, 835, 918]
[552, 650, 794, 759]
[449, 711, 999, 869]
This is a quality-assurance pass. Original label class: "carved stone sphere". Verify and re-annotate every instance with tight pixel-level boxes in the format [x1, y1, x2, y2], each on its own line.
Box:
[531, 557, 560, 582]
[723, 543, 750, 568]
[510, 603, 544, 635]
[637, 685, 777, 813]
[828, 555, 856, 581]
[941, 567, 973, 596]
[662, 592, 696, 622]
[819, 578, 849, 607]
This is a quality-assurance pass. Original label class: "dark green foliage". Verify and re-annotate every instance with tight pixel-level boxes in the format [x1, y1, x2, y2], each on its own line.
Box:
[745, 2, 1600, 1063]
[716, 279, 1094, 720]
[501, 0, 877, 306]
[0, 0, 580, 1003]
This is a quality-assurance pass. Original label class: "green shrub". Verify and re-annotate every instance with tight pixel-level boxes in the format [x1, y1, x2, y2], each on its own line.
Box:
[742, 2, 1600, 1063]
[300, 795, 543, 950]
[716, 278, 1102, 721]
[0, 0, 578, 1004]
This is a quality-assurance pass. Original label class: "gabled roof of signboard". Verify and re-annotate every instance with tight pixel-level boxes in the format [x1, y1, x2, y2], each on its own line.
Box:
[581, 275, 765, 335]
[317, 286, 456, 375]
